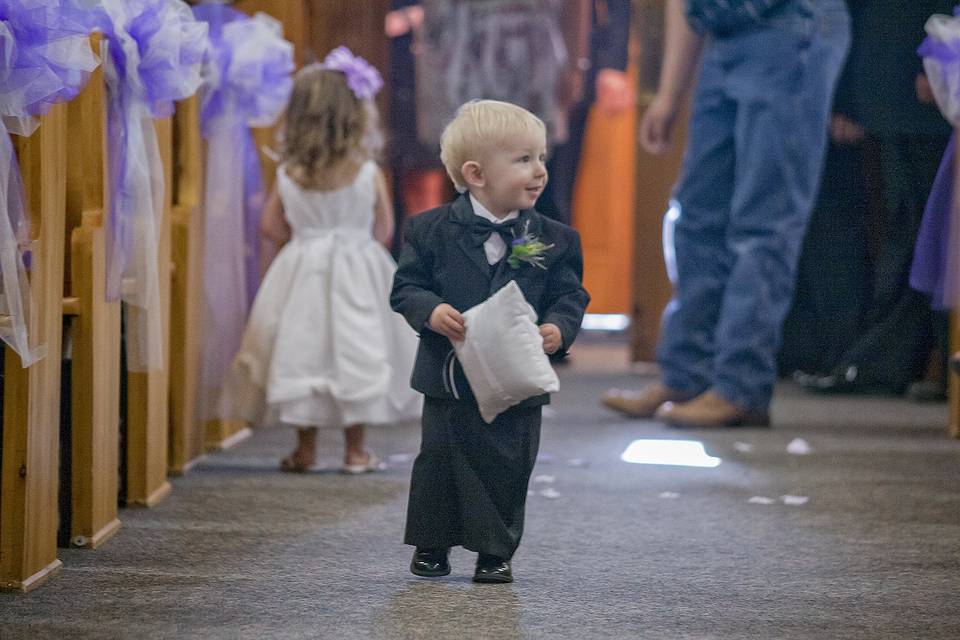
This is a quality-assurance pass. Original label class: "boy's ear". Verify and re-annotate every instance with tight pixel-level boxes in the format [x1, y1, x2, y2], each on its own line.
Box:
[461, 160, 485, 189]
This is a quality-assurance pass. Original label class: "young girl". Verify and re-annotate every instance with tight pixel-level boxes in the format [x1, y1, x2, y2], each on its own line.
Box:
[224, 47, 421, 473]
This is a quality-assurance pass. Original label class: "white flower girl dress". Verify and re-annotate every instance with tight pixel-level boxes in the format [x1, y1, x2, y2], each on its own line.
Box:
[224, 161, 421, 428]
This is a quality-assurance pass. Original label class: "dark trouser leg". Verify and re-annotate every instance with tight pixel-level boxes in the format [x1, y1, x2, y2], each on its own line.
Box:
[405, 398, 462, 550]
[404, 398, 541, 560]
[779, 141, 870, 376]
[835, 134, 951, 392]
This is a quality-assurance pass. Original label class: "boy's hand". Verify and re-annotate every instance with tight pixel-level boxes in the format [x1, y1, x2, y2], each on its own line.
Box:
[429, 303, 465, 342]
[539, 323, 562, 354]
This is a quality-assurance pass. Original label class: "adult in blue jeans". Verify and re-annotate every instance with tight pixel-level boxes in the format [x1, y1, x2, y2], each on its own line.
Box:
[603, 0, 850, 427]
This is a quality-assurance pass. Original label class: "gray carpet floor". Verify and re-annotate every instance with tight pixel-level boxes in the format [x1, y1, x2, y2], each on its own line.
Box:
[2, 336, 959, 639]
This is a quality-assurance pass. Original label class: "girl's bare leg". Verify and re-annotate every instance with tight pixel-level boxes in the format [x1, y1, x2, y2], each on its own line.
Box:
[344, 424, 367, 466]
[281, 427, 317, 471]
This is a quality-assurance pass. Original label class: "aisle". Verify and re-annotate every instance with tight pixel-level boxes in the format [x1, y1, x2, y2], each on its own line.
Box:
[2, 338, 959, 639]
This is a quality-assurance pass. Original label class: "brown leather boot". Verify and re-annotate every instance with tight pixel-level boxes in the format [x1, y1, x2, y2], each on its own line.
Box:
[654, 391, 770, 428]
[600, 383, 695, 418]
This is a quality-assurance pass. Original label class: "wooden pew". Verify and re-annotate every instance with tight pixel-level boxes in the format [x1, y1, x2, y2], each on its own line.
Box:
[631, 1, 686, 362]
[124, 118, 173, 507]
[62, 58, 122, 547]
[168, 96, 207, 474]
[0, 104, 67, 591]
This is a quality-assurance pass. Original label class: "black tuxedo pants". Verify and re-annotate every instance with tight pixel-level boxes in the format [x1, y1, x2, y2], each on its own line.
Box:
[404, 397, 541, 560]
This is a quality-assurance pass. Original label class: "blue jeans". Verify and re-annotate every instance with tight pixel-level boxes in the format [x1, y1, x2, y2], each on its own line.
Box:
[656, 0, 850, 411]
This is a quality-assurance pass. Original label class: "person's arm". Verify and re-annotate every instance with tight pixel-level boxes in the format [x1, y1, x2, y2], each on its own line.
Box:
[540, 229, 591, 355]
[558, 0, 592, 109]
[391, 218, 449, 335]
[372, 166, 395, 247]
[637, 0, 705, 154]
[260, 183, 290, 246]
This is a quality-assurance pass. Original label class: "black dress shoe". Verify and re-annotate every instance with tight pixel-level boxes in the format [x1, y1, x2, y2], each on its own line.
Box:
[473, 554, 512, 584]
[410, 548, 450, 577]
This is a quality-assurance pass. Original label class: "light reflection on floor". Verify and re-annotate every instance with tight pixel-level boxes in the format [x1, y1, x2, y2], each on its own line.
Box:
[620, 439, 721, 468]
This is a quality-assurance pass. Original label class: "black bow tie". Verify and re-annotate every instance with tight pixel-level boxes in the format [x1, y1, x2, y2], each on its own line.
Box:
[470, 217, 520, 247]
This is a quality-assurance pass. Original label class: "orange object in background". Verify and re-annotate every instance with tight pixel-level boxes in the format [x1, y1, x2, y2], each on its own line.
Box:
[400, 168, 448, 217]
[571, 91, 637, 315]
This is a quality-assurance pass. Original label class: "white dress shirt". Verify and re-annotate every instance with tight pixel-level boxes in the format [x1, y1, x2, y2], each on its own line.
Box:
[470, 194, 519, 265]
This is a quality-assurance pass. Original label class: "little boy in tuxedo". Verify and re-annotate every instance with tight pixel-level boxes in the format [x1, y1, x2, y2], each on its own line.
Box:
[391, 100, 590, 583]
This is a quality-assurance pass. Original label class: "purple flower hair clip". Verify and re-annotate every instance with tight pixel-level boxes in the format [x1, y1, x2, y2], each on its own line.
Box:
[322, 46, 383, 100]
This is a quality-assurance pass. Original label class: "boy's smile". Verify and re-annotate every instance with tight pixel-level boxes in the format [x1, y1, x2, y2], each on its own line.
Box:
[466, 131, 548, 218]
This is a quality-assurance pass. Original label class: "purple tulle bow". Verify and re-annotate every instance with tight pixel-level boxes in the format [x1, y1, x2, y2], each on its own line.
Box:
[917, 6, 960, 76]
[192, 5, 294, 135]
[0, 0, 100, 366]
[191, 5, 294, 415]
[101, 0, 208, 306]
[100, 0, 207, 370]
[99, 0, 208, 119]
[322, 46, 383, 100]
[0, 0, 100, 119]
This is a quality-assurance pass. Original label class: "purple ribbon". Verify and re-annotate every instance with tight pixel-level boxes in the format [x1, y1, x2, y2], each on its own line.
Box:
[99, 0, 207, 370]
[193, 5, 292, 303]
[191, 5, 293, 418]
[918, 35, 960, 66]
[917, 7, 960, 114]
[0, 0, 100, 366]
[911, 135, 958, 310]
[100, 0, 206, 301]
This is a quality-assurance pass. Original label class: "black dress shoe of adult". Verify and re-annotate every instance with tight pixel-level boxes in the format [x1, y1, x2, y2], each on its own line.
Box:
[410, 548, 450, 577]
[473, 554, 512, 584]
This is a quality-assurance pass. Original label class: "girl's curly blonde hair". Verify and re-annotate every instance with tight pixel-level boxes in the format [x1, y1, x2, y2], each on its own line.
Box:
[281, 65, 381, 188]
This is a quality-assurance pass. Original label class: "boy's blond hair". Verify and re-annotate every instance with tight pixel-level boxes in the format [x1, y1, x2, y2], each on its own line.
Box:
[439, 100, 547, 191]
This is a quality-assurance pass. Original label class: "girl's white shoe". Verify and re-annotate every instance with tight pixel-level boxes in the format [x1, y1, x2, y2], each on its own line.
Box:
[342, 452, 386, 475]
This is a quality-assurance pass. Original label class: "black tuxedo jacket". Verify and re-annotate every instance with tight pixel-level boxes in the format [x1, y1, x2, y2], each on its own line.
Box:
[391, 194, 590, 403]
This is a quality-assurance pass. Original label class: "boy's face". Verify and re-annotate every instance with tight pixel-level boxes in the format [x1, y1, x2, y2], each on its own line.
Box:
[470, 130, 548, 217]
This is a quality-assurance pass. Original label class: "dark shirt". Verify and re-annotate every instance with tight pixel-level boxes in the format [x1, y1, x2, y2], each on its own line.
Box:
[590, 0, 631, 73]
[834, 0, 952, 137]
[684, 0, 788, 34]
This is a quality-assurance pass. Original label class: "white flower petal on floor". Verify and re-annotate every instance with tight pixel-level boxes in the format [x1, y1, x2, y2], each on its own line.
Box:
[539, 488, 561, 499]
[658, 491, 680, 499]
[733, 442, 755, 453]
[748, 496, 776, 505]
[786, 438, 813, 455]
[533, 475, 555, 484]
[780, 495, 810, 506]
